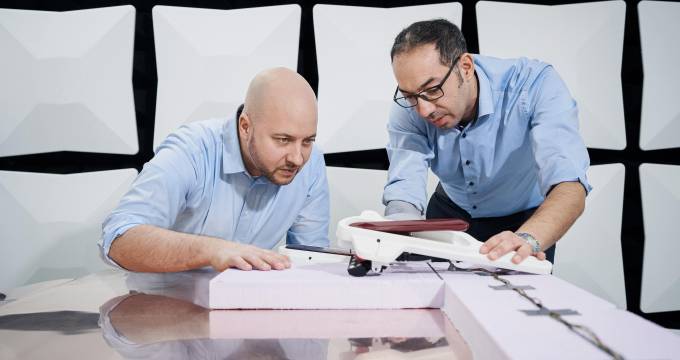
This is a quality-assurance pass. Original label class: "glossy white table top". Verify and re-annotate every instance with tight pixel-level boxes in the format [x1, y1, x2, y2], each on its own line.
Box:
[0, 270, 472, 360]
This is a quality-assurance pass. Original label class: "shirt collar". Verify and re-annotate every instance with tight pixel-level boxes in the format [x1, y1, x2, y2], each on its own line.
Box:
[222, 105, 248, 175]
[473, 56, 495, 120]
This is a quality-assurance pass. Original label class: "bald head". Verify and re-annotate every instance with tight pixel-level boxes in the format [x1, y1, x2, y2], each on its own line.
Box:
[243, 67, 317, 123]
[237, 67, 319, 185]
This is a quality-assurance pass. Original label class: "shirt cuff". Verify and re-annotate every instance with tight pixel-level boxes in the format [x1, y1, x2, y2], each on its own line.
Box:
[384, 200, 424, 220]
[99, 223, 141, 270]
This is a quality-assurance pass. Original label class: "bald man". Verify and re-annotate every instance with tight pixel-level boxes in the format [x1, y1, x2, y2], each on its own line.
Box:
[100, 68, 329, 273]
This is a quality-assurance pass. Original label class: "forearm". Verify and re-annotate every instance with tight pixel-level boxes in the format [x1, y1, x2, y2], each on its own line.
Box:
[384, 115, 432, 214]
[108, 224, 223, 272]
[517, 181, 586, 250]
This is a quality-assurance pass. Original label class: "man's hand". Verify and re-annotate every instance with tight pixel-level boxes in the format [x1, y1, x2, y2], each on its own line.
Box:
[209, 242, 291, 272]
[109, 224, 294, 273]
[479, 231, 546, 264]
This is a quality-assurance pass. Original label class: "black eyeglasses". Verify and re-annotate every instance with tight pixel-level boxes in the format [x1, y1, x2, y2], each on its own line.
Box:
[393, 55, 461, 108]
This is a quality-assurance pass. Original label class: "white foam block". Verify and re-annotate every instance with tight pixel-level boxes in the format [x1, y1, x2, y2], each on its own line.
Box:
[141, 262, 679, 359]
[564, 309, 680, 360]
[208, 262, 447, 309]
[440, 272, 680, 359]
[440, 283, 508, 359]
[442, 272, 616, 314]
[442, 273, 612, 359]
[126, 269, 216, 308]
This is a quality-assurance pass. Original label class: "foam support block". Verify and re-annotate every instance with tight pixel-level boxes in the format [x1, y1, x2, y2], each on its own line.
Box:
[207, 262, 680, 359]
[209, 262, 447, 310]
[440, 272, 680, 359]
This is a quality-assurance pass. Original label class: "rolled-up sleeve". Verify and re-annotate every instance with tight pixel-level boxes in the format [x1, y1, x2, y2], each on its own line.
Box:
[527, 66, 592, 197]
[383, 104, 434, 214]
[286, 148, 330, 247]
[99, 126, 203, 266]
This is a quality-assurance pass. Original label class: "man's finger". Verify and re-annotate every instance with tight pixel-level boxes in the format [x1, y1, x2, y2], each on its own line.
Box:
[231, 256, 253, 271]
[280, 253, 291, 268]
[258, 250, 291, 269]
[512, 243, 532, 264]
[261, 253, 287, 270]
[488, 233, 521, 260]
[535, 251, 547, 261]
[480, 234, 503, 254]
[256, 248, 288, 261]
[243, 254, 271, 271]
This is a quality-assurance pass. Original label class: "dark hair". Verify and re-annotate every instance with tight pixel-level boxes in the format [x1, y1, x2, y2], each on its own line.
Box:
[390, 19, 467, 66]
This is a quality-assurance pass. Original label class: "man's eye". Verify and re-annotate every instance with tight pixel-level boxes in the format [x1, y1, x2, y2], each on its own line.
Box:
[303, 138, 315, 145]
[423, 88, 440, 97]
[400, 95, 417, 103]
[277, 138, 290, 144]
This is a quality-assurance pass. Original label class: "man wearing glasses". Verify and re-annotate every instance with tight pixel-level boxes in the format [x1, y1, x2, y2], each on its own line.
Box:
[383, 19, 591, 264]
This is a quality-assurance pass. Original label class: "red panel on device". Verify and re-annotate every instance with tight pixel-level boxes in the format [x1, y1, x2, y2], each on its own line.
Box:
[349, 218, 469, 235]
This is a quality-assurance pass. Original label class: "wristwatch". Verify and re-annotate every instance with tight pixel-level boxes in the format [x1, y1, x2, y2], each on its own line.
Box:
[515, 232, 541, 255]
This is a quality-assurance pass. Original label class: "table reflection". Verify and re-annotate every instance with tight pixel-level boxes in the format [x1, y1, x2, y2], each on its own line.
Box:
[99, 289, 471, 360]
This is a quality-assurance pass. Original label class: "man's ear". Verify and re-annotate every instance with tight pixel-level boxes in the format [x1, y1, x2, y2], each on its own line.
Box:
[239, 112, 251, 138]
[460, 53, 475, 79]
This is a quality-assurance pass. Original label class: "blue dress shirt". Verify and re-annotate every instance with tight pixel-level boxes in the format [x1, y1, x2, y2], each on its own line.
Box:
[384, 55, 591, 218]
[100, 116, 329, 265]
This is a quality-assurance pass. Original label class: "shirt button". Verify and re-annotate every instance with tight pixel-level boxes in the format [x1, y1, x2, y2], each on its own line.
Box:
[468, 181, 474, 186]
[461, 133, 467, 138]
[465, 160, 471, 165]
[472, 205, 477, 209]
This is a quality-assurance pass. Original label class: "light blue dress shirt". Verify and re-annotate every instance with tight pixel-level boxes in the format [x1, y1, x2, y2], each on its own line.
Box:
[384, 55, 591, 218]
[100, 116, 329, 265]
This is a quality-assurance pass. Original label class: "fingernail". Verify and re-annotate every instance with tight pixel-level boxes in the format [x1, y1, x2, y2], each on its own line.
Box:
[513, 255, 520, 263]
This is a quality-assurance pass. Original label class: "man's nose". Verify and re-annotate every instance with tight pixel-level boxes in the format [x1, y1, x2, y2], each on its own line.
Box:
[287, 144, 304, 167]
[416, 99, 436, 119]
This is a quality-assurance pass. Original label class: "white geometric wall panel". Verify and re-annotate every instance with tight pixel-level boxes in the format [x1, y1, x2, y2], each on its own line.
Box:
[0, 169, 137, 291]
[0, 6, 138, 156]
[476, 1, 627, 150]
[152, 5, 301, 147]
[639, 164, 680, 313]
[638, 1, 680, 150]
[314, 3, 462, 153]
[327, 167, 438, 247]
[554, 164, 627, 309]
